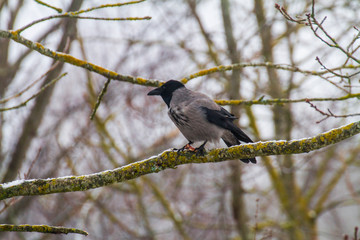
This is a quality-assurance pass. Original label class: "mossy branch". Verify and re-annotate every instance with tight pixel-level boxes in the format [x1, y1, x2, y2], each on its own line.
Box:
[0, 121, 359, 201]
[0, 224, 88, 236]
[0, 30, 160, 87]
[17, 0, 149, 33]
[180, 62, 360, 83]
[3, 29, 358, 89]
[214, 93, 360, 106]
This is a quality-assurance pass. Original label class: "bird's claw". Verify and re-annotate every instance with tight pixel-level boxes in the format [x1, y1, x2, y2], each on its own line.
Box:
[194, 146, 206, 156]
[184, 144, 196, 152]
[175, 143, 196, 153]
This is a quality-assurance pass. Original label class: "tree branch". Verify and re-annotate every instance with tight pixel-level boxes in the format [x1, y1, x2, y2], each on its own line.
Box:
[0, 224, 88, 236]
[1, 121, 359, 201]
[0, 72, 67, 112]
[0, 30, 160, 87]
[214, 93, 360, 106]
[181, 62, 332, 83]
[90, 78, 111, 120]
[1, 27, 359, 89]
[17, 0, 149, 33]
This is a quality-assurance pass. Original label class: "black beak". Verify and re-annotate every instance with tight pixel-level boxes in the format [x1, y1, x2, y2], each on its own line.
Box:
[147, 87, 162, 96]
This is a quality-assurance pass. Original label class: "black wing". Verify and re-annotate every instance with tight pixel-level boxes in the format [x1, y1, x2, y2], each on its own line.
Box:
[202, 107, 256, 164]
[201, 107, 253, 143]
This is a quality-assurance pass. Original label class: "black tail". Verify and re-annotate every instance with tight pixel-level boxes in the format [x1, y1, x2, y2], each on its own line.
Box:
[202, 106, 256, 164]
[221, 128, 256, 164]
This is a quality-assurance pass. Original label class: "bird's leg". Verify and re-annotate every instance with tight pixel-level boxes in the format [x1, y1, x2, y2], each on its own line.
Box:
[174, 141, 195, 152]
[194, 140, 207, 156]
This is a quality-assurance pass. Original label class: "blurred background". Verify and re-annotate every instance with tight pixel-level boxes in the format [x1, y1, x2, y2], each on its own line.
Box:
[0, 0, 359, 239]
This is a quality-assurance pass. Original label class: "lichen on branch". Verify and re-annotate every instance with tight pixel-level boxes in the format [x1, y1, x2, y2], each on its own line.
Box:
[0, 30, 160, 87]
[0, 121, 359, 201]
[0, 224, 88, 236]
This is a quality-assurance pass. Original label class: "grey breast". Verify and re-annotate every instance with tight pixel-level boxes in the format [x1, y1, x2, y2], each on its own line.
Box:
[168, 88, 224, 143]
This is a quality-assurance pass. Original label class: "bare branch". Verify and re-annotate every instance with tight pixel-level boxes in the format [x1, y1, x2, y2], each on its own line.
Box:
[306, 100, 360, 123]
[34, 0, 63, 13]
[0, 61, 62, 104]
[0, 73, 67, 112]
[274, 4, 307, 25]
[17, 0, 149, 33]
[276, 3, 360, 64]
[90, 78, 111, 120]
[75, 0, 146, 14]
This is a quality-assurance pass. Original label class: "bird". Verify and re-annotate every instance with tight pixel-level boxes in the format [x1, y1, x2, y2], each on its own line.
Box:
[147, 80, 256, 164]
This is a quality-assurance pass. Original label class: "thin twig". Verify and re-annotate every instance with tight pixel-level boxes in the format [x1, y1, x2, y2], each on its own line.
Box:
[17, 0, 149, 33]
[74, 0, 146, 15]
[16, 15, 151, 33]
[0, 73, 67, 112]
[307, 14, 360, 64]
[316, 56, 350, 79]
[34, 0, 62, 13]
[274, 4, 308, 25]
[24, 148, 42, 179]
[64, 16, 151, 21]
[90, 78, 111, 120]
[0, 198, 19, 215]
[277, 2, 360, 64]
[306, 100, 360, 123]
[0, 61, 62, 104]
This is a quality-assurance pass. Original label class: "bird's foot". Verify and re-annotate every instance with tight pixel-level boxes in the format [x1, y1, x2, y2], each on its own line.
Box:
[174, 143, 196, 153]
[194, 145, 206, 156]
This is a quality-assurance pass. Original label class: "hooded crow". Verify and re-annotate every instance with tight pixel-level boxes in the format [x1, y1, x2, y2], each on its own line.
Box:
[148, 80, 256, 164]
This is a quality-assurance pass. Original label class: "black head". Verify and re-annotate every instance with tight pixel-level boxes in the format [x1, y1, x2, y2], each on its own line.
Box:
[147, 80, 185, 107]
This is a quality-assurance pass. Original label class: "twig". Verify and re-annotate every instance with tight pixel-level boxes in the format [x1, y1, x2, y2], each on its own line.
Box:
[62, 16, 151, 21]
[34, 0, 62, 13]
[90, 78, 111, 120]
[311, 0, 315, 17]
[0, 224, 88, 236]
[306, 14, 360, 64]
[74, 0, 146, 15]
[17, 0, 149, 33]
[24, 148, 42, 179]
[0, 73, 67, 112]
[0, 198, 19, 215]
[253, 198, 260, 240]
[0, 61, 61, 104]
[16, 15, 151, 33]
[274, 4, 308, 25]
[346, 27, 360, 53]
[315, 56, 357, 79]
[306, 100, 360, 123]
[276, 2, 360, 64]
